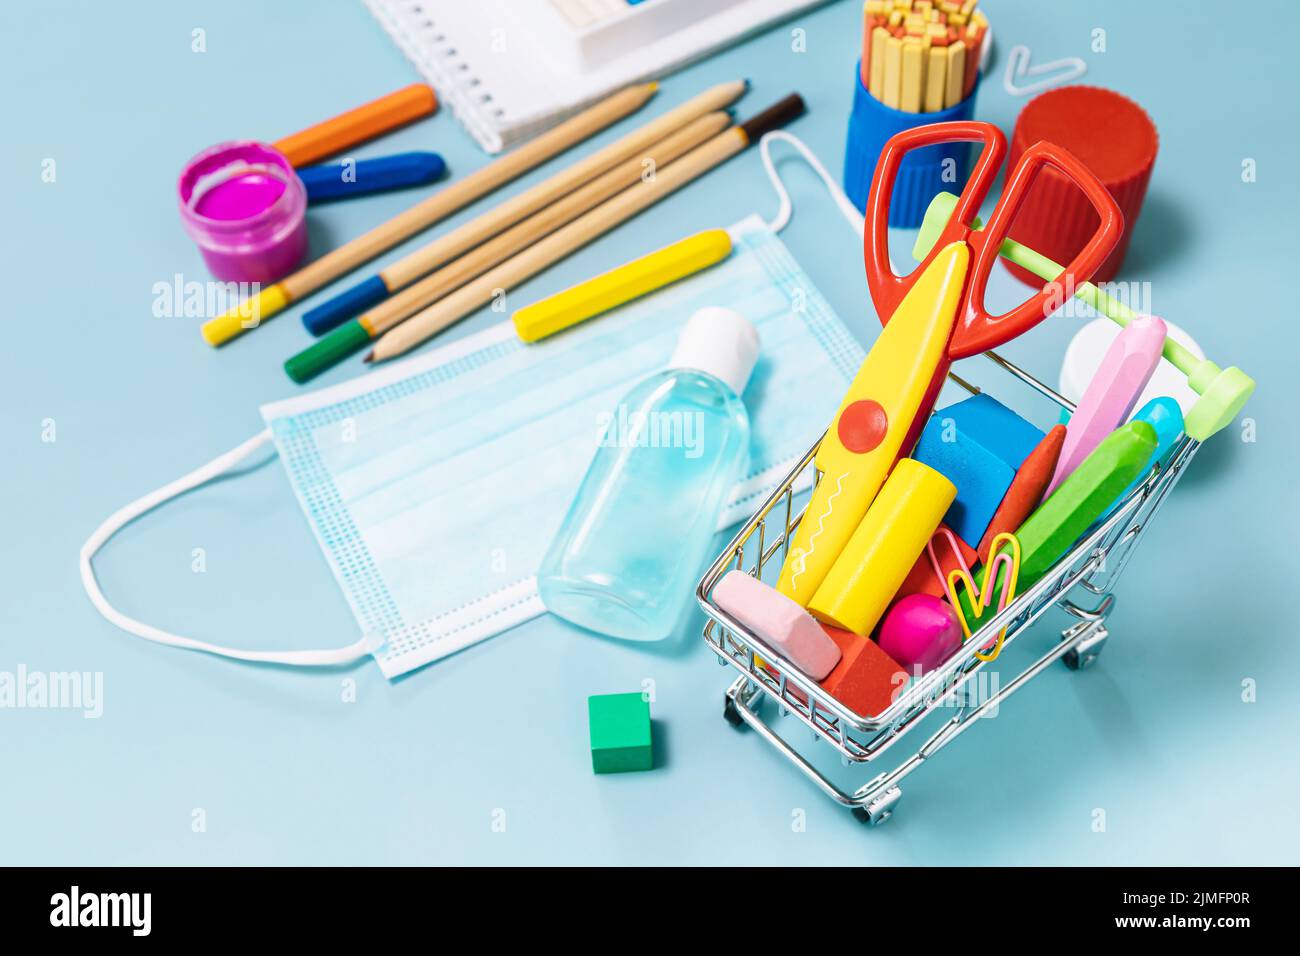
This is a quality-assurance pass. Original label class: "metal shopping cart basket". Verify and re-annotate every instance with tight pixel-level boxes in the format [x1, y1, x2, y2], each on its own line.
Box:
[695, 350, 1200, 826]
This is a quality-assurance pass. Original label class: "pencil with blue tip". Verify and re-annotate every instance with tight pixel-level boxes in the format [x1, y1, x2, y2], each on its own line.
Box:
[285, 94, 806, 382]
[285, 111, 735, 382]
[299, 80, 750, 337]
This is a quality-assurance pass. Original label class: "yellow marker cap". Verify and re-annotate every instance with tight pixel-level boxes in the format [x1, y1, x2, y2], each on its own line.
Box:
[201, 282, 291, 347]
[512, 229, 732, 343]
[808, 459, 956, 636]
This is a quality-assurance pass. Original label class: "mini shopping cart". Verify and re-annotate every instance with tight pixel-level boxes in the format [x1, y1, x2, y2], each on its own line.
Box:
[696, 350, 1201, 825]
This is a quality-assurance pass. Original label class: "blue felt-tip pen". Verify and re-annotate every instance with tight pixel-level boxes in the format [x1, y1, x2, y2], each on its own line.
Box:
[298, 151, 446, 203]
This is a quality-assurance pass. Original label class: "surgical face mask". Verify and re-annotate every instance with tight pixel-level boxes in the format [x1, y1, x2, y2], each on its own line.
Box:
[81, 134, 869, 679]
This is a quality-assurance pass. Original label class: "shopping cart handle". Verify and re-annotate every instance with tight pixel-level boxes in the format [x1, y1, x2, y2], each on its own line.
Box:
[912, 192, 1255, 441]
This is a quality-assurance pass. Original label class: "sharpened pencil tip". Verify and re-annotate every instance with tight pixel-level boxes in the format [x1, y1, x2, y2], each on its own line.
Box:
[742, 78, 752, 91]
[363, 351, 374, 363]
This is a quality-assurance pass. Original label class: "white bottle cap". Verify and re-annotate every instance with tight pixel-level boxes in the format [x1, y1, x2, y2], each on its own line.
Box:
[1060, 317, 1203, 416]
[669, 307, 760, 396]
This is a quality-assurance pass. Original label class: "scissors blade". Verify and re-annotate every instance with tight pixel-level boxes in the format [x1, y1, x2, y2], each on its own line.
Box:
[777, 241, 971, 606]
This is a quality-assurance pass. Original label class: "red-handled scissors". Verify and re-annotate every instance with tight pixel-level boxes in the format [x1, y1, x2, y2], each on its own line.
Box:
[863, 120, 1123, 452]
[775, 122, 1122, 606]
[866, 121, 1122, 352]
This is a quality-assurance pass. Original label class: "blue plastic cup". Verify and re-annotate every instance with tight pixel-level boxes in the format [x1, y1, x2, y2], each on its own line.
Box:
[843, 60, 981, 228]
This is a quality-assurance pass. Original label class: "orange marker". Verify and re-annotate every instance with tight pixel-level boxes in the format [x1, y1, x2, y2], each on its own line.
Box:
[273, 83, 438, 168]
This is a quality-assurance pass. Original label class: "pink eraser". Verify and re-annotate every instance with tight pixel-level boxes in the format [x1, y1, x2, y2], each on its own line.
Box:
[1048, 313, 1167, 495]
[713, 570, 842, 680]
[879, 594, 963, 675]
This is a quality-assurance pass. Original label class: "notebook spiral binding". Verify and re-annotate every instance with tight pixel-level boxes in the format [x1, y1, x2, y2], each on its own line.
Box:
[364, 0, 514, 153]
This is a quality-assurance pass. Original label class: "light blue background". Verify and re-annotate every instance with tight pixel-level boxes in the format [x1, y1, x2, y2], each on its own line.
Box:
[2, 0, 1295, 865]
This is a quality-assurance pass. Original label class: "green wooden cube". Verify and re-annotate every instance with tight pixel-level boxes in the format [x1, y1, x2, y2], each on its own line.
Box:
[588, 693, 653, 774]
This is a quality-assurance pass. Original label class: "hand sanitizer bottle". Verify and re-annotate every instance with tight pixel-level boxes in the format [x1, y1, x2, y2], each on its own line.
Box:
[539, 307, 759, 642]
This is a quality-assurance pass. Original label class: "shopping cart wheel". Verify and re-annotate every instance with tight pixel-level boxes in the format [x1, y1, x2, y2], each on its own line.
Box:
[852, 787, 902, 826]
[723, 696, 745, 728]
[1063, 624, 1109, 671]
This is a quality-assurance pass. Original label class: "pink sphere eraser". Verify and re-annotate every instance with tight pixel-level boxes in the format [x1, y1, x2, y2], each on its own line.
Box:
[1047, 313, 1167, 496]
[879, 594, 962, 675]
[713, 570, 841, 680]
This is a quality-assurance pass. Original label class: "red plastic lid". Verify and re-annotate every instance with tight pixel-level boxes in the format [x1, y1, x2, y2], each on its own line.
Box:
[1003, 86, 1158, 286]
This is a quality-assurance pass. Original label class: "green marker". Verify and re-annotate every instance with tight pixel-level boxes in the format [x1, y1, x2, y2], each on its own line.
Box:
[284, 320, 373, 384]
[958, 421, 1157, 627]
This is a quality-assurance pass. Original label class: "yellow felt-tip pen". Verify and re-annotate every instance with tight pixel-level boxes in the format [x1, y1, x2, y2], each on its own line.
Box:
[511, 229, 734, 343]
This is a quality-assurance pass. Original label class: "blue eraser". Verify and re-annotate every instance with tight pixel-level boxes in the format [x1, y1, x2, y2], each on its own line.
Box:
[913, 394, 1045, 544]
[948, 393, 1044, 468]
[299, 151, 446, 203]
[301, 275, 390, 336]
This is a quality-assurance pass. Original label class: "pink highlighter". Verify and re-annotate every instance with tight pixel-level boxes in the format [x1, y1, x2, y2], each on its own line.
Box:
[1047, 314, 1167, 495]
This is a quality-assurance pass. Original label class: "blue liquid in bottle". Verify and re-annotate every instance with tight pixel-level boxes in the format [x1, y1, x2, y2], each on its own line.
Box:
[538, 308, 758, 642]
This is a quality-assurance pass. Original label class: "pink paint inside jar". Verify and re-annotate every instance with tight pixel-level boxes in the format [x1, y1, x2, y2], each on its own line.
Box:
[178, 141, 307, 283]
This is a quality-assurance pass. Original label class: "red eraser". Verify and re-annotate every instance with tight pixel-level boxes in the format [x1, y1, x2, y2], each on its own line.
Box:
[818, 624, 908, 717]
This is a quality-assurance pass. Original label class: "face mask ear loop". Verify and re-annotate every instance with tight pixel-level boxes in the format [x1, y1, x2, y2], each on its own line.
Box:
[758, 130, 866, 238]
[79, 428, 373, 667]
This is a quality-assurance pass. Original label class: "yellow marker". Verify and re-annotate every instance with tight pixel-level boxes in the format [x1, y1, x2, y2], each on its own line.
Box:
[201, 283, 291, 346]
[882, 36, 904, 109]
[808, 459, 955, 636]
[776, 241, 970, 606]
[511, 229, 733, 343]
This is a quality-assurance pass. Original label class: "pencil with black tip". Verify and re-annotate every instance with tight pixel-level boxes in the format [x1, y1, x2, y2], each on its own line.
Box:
[282, 111, 732, 383]
[366, 95, 807, 368]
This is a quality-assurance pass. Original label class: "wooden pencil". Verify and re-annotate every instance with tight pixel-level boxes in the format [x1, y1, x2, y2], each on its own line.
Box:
[375, 82, 745, 295]
[354, 114, 730, 342]
[201, 82, 659, 346]
[366, 96, 806, 366]
[299, 80, 750, 336]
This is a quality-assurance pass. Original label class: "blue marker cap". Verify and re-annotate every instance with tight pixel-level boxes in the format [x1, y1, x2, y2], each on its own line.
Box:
[302, 275, 390, 336]
[298, 151, 446, 204]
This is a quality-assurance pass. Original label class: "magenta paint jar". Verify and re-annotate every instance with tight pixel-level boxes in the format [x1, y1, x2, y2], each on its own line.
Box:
[177, 141, 308, 283]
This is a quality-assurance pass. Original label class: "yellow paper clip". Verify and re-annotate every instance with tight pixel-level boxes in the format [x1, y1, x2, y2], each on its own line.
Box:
[930, 530, 1021, 662]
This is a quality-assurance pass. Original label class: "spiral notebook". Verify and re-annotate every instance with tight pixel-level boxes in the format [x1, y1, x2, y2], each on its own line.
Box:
[363, 0, 832, 153]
